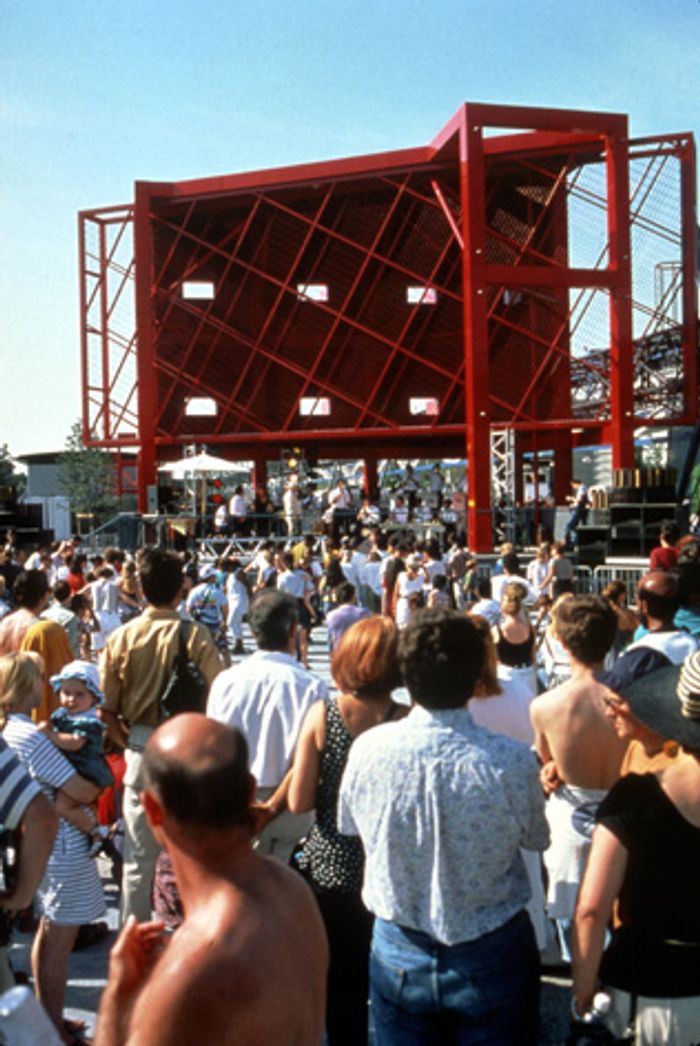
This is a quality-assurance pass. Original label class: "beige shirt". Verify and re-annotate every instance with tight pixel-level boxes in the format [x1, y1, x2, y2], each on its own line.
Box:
[101, 608, 222, 727]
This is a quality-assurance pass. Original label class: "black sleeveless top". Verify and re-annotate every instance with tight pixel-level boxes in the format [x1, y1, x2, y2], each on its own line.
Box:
[496, 625, 534, 669]
[297, 698, 365, 893]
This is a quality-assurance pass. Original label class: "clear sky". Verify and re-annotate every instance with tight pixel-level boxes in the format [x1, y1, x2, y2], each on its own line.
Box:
[2, 0, 698, 458]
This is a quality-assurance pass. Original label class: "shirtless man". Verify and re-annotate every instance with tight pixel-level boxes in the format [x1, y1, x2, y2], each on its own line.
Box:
[530, 595, 625, 960]
[94, 715, 327, 1046]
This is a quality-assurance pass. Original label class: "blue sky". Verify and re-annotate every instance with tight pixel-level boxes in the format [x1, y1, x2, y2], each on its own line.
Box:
[2, 0, 698, 457]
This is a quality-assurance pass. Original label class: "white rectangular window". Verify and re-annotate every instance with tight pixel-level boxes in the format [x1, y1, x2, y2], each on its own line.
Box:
[296, 283, 329, 302]
[181, 281, 216, 300]
[409, 397, 439, 416]
[406, 286, 438, 305]
[184, 397, 218, 416]
[299, 397, 331, 416]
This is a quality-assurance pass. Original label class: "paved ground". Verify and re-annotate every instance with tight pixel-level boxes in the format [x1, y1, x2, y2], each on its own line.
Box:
[7, 622, 572, 1043]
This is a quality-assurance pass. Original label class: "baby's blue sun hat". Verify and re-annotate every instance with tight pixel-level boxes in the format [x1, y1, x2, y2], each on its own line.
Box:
[50, 661, 104, 704]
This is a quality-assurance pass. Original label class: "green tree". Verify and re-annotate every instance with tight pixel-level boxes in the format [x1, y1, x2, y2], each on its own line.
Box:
[58, 421, 118, 524]
[0, 444, 26, 496]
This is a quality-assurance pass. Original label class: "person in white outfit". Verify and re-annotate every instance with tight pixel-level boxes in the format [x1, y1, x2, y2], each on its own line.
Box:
[88, 567, 122, 654]
[224, 559, 250, 655]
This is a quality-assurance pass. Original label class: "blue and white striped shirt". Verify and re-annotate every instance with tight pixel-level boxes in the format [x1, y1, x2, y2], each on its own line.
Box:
[0, 737, 41, 830]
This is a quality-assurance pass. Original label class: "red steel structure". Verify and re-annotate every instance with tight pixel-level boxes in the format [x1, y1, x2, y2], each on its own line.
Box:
[79, 102, 697, 551]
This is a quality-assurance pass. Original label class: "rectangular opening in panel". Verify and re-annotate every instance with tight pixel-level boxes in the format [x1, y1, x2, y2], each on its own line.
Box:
[297, 283, 329, 302]
[182, 281, 216, 300]
[406, 286, 438, 305]
[409, 397, 439, 416]
[185, 397, 218, 416]
[299, 397, 331, 416]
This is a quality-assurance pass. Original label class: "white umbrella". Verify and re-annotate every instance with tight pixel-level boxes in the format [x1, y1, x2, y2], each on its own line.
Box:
[158, 452, 244, 519]
[158, 451, 241, 479]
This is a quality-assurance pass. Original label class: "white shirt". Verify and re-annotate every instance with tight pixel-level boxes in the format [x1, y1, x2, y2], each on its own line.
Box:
[329, 485, 351, 510]
[228, 494, 247, 517]
[283, 487, 300, 516]
[526, 559, 549, 592]
[424, 558, 447, 584]
[360, 560, 383, 596]
[468, 676, 535, 746]
[207, 650, 327, 787]
[276, 569, 312, 600]
[340, 554, 363, 589]
[491, 572, 536, 605]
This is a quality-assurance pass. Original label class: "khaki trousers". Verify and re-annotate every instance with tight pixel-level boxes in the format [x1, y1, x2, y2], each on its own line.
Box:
[120, 726, 161, 925]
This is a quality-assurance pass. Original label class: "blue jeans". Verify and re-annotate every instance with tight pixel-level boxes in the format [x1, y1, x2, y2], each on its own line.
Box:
[370, 911, 539, 1045]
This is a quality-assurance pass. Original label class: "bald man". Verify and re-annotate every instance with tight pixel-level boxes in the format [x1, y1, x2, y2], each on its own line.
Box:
[619, 571, 698, 671]
[95, 715, 327, 1046]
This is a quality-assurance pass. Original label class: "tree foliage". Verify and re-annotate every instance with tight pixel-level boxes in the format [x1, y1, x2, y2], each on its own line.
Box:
[0, 445, 26, 496]
[58, 422, 118, 522]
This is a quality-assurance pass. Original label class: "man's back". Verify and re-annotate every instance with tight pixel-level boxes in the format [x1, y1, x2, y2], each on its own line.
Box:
[96, 714, 328, 1046]
[207, 651, 327, 787]
[126, 856, 327, 1046]
[102, 608, 221, 727]
[531, 673, 627, 789]
[339, 706, 548, 945]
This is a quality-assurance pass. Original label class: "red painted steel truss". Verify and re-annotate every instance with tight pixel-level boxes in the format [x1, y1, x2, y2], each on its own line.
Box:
[79, 102, 697, 549]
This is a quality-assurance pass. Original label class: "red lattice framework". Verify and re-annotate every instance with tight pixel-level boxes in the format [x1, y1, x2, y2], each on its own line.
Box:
[79, 102, 697, 550]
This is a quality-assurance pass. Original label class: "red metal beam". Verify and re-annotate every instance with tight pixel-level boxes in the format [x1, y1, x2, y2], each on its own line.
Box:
[680, 137, 698, 420]
[461, 111, 492, 551]
[133, 184, 158, 510]
[606, 129, 635, 469]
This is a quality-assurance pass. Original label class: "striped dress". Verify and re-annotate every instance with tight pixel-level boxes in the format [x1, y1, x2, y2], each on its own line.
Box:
[3, 715, 105, 925]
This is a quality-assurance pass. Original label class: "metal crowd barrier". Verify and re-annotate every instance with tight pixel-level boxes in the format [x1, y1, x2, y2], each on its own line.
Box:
[593, 564, 646, 603]
[574, 565, 594, 594]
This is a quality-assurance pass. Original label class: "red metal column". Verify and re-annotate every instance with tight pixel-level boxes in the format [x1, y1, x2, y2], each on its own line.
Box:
[680, 137, 698, 419]
[98, 221, 111, 441]
[134, 183, 158, 512]
[362, 457, 378, 498]
[78, 214, 91, 444]
[606, 129, 635, 469]
[460, 107, 492, 552]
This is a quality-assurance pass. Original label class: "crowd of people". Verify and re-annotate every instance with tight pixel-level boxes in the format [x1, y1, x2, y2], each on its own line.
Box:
[0, 514, 698, 1044]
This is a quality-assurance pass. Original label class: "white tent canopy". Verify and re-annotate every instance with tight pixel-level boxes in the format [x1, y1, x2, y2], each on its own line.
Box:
[158, 452, 244, 479]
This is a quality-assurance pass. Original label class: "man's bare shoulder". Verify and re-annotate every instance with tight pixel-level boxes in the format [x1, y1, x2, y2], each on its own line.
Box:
[127, 935, 258, 1046]
[128, 861, 326, 1046]
[530, 678, 573, 718]
[531, 674, 603, 723]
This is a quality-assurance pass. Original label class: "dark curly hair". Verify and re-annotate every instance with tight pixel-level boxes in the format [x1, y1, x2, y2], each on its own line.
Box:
[398, 609, 485, 708]
[12, 570, 49, 610]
